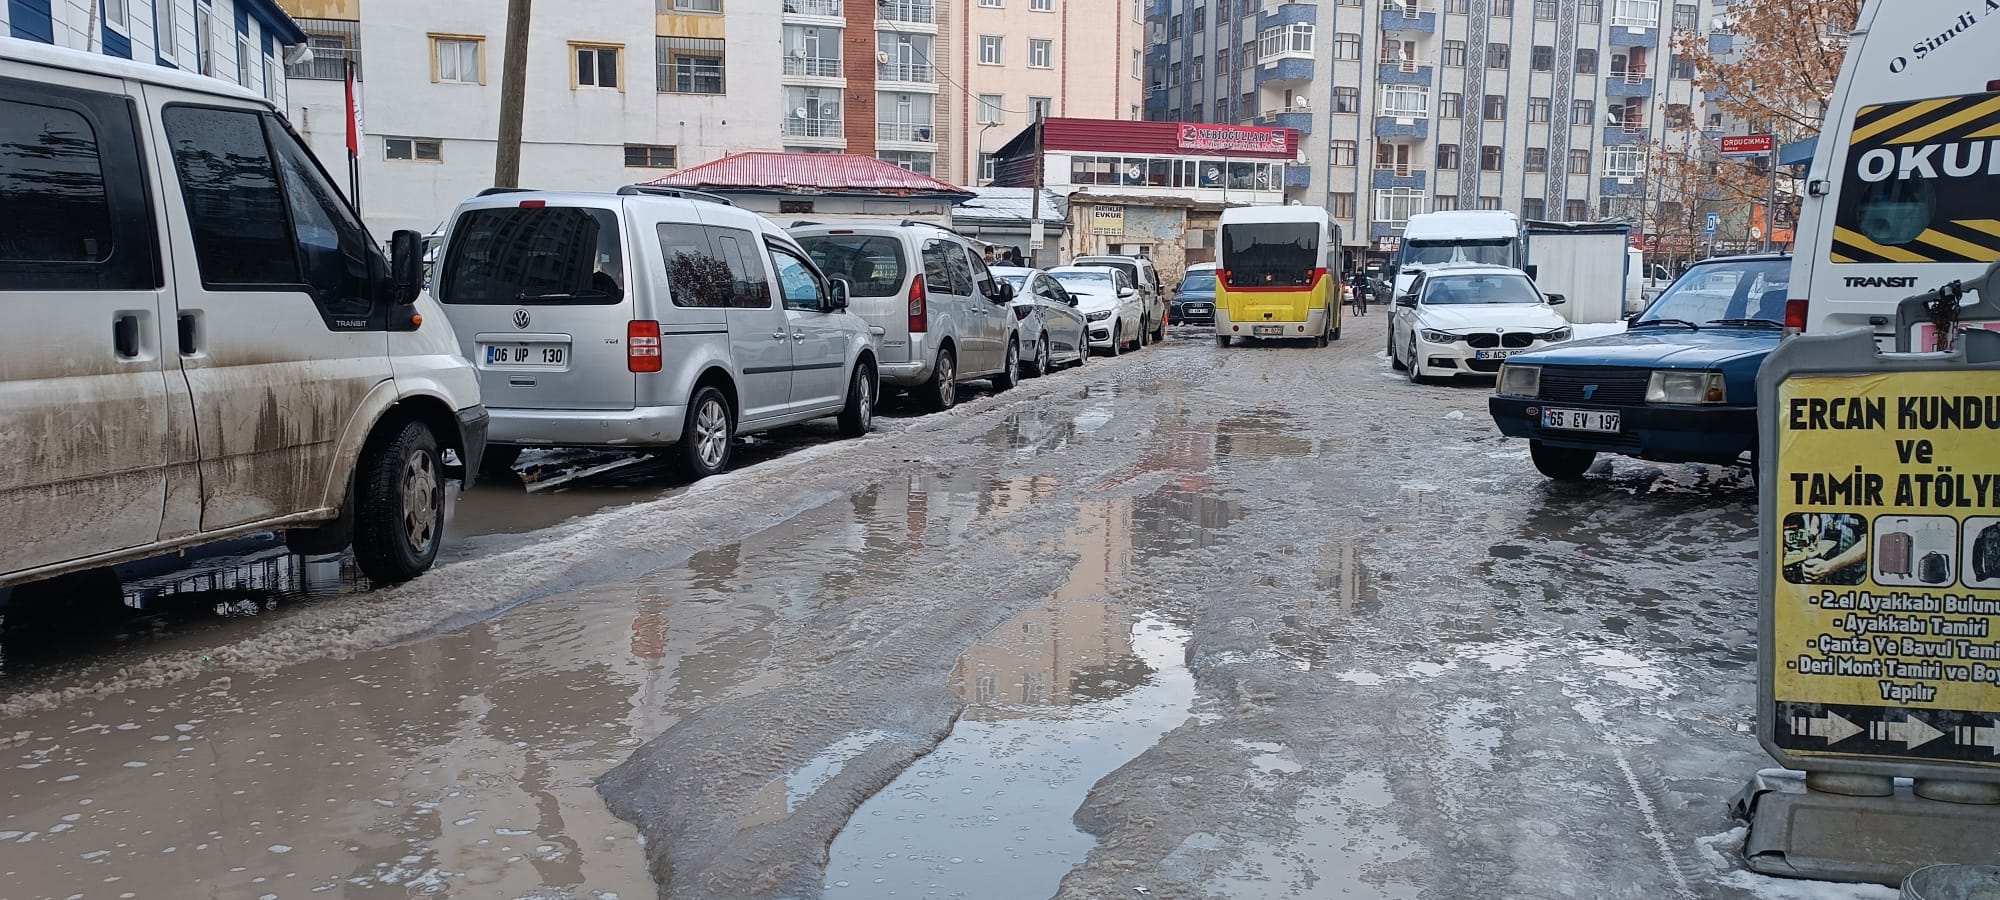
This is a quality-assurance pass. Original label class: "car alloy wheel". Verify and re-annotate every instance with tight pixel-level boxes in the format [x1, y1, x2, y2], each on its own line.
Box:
[694, 397, 730, 470]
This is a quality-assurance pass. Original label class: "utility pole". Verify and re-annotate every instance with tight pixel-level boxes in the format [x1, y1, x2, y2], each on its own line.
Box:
[494, 0, 532, 188]
[1030, 109, 1046, 267]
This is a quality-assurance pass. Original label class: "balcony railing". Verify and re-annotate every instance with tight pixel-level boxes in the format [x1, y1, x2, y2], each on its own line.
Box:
[1379, 55, 1419, 71]
[782, 0, 843, 15]
[1611, 65, 1648, 83]
[1256, 105, 1312, 122]
[784, 117, 845, 139]
[878, 62, 933, 83]
[1376, 163, 1414, 177]
[784, 56, 842, 77]
[1381, 0, 1435, 13]
[877, 121, 937, 142]
[879, 0, 935, 25]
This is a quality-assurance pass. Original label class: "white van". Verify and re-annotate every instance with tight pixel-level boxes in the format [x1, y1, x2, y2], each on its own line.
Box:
[1391, 210, 1526, 298]
[1792, 0, 2000, 347]
[0, 40, 486, 591]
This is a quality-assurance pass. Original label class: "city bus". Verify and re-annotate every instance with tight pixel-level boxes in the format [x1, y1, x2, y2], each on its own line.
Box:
[1215, 205, 1342, 347]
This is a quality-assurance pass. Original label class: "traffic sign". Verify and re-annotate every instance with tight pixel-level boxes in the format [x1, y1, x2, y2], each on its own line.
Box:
[1705, 212, 1720, 234]
[1720, 133, 1776, 157]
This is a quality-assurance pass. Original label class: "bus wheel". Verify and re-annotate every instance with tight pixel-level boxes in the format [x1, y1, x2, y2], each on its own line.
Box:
[1216, 335, 1230, 348]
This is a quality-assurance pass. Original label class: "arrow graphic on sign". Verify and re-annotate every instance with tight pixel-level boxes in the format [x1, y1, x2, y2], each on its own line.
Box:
[1871, 715, 1946, 750]
[1959, 721, 2000, 756]
[1792, 711, 1864, 744]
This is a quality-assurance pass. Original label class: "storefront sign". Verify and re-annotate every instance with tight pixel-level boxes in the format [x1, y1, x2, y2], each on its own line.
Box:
[1176, 123, 1290, 155]
[1091, 206, 1125, 235]
[1721, 133, 1776, 157]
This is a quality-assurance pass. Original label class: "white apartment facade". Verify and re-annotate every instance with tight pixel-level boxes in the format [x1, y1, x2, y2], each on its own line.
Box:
[280, 0, 784, 237]
[950, 0, 1148, 186]
[5, 0, 302, 107]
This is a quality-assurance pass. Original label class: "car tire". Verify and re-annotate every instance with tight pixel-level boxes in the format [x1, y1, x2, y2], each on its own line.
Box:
[994, 339, 1020, 391]
[923, 346, 959, 411]
[1153, 317, 1166, 342]
[1388, 328, 1406, 370]
[1138, 320, 1150, 349]
[352, 419, 445, 584]
[1072, 336, 1087, 368]
[1405, 338, 1427, 384]
[1107, 322, 1122, 357]
[1029, 337, 1050, 377]
[1217, 335, 1230, 348]
[677, 385, 734, 479]
[478, 443, 523, 478]
[1530, 440, 1597, 481]
[837, 360, 876, 437]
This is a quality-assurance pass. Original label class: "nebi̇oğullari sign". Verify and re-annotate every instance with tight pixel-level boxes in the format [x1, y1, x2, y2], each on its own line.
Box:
[1176, 123, 1289, 155]
[1775, 371, 2000, 767]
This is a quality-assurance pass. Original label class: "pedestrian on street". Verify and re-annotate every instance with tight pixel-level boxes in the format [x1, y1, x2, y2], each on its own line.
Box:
[983, 246, 998, 265]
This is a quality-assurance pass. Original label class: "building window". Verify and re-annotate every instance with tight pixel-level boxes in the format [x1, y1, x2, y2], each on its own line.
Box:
[1567, 199, 1591, 220]
[1029, 39, 1052, 67]
[1215, 48, 1229, 71]
[1191, 56, 1203, 79]
[625, 144, 679, 168]
[660, 37, 726, 94]
[1374, 188, 1427, 224]
[1032, 0, 1052, 9]
[1525, 147, 1547, 172]
[1534, 0, 1557, 19]
[1381, 84, 1430, 118]
[1581, 0, 1602, 22]
[1437, 144, 1460, 168]
[1483, 95, 1505, 120]
[1528, 97, 1550, 122]
[1481, 146, 1503, 171]
[1262, 24, 1316, 59]
[1434, 194, 1459, 211]
[1332, 192, 1356, 219]
[1333, 86, 1360, 113]
[1445, 0, 1469, 12]
[1488, 44, 1508, 69]
[1191, 6, 1204, 27]
[1522, 198, 1546, 219]
[981, 0, 1002, 6]
[385, 137, 443, 162]
[1442, 40, 1466, 67]
[1134, 49, 1143, 77]
[673, 0, 722, 9]
[103, 0, 128, 31]
[1670, 55, 1694, 79]
[1611, 0, 1659, 28]
[1489, 0, 1512, 15]
[1605, 145, 1646, 177]
[979, 35, 1003, 64]
[1030, 96, 1052, 120]
[1576, 49, 1598, 74]
[1439, 92, 1460, 118]
[1330, 140, 1357, 167]
[980, 153, 998, 182]
[1570, 148, 1592, 173]
[879, 151, 934, 174]
[1666, 103, 1691, 129]
[289, 23, 357, 81]
[432, 36, 484, 84]
[1478, 195, 1502, 210]
[978, 93, 1005, 124]
[1672, 2, 1697, 30]
[1531, 45, 1553, 71]
[1331, 31, 1358, 60]
[1191, 103, 1203, 120]
[237, 34, 253, 87]
[1572, 99, 1594, 124]
[573, 43, 622, 90]
[1241, 41, 1255, 68]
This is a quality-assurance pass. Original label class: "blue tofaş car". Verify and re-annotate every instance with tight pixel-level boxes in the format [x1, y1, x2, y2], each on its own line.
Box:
[1488, 254, 1791, 480]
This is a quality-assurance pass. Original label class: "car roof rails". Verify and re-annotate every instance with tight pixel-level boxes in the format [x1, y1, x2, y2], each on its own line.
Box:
[477, 186, 535, 196]
[617, 184, 735, 206]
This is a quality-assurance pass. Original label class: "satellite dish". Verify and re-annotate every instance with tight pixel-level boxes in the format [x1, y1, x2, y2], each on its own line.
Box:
[877, 51, 890, 63]
[794, 106, 809, 119]
[284, 43, 314, 67]
[792, 48, 809, 58]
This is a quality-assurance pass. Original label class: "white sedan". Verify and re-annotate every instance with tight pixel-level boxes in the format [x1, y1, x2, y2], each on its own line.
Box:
[1388, 264, 1574, 384]
[993, 266, 1090, 375]
[1049, 266, 1146, 355]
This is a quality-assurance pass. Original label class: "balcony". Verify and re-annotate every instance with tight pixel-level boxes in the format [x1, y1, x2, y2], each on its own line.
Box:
[1255, 57, 1315, 88]
[783, 56, 843, 79]
[1371, 168, 1428, 190]
[1257, 2, 1319, 28]
[1375, 117, 1430, 139]
[1256, 107, 1314, 133]
[781, 0, 842, 18]
[1600, 177, 1645, 197]
[878, 0, 935, 28]
[783, 116, 846, 145]
[877, 121, 937, 144]
[878, 62, 935, 86]
[1379, 1, 1437, 33]
[1371, 222, 1407, 241]
[1603, 122, 1646, 144]
[1609, 26, 1659, 47]
[1606, 75, 1653, 98]
[1149, 0, 1172, 18]
[1377, 61, 1433, 84]
[1285, 165, 1313, 189]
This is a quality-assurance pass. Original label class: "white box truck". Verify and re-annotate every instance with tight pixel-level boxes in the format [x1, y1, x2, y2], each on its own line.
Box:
[1520, 221, 1635, 325]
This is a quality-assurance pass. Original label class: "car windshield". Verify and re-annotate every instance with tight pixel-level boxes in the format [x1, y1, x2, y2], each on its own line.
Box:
[1082, 260, 1140, 284]
[1222, 223, 1319, 287]
[1180, 272, 1217, 293]
[796, 234, 908, 298]
[1420, 273, 1541, 305]
[1639, 258, 1792, 326]
[1404, 238, 1513, 267]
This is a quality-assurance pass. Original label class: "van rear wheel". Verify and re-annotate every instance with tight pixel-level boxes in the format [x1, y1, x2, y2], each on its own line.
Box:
[678, 386, 734, 479]
[353, 419, 445, 584]
[923, 347, 959, 412]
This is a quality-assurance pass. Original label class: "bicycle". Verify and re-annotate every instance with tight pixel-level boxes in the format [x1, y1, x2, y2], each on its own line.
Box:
[1351, 281, 1370, 318]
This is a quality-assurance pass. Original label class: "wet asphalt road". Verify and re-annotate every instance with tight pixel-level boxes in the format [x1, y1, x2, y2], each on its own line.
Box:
[0, 313, 1893, 899]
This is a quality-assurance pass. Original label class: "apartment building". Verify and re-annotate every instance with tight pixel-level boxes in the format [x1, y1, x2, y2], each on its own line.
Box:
[279, 0, 783, 236]
[1143, 0, 1716, 259]
[6, 0, 304, 106]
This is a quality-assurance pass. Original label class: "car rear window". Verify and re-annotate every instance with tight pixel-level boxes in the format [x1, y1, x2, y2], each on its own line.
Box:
[1086, 260, 1140, 284]
[1180, 272, 1217, 293]
[438, 206, 625, 305]
[797, 234, 907, 297]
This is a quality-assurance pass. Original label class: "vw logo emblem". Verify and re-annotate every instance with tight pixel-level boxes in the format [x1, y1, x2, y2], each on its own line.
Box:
[512, 308, 531, 329]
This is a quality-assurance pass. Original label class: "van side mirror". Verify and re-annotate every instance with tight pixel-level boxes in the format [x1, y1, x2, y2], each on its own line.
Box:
[1545, 293, 1566, 305]
[993, 281, 1015, 303]
[827, 277, 851, 311]
[389, 229, 424, 305]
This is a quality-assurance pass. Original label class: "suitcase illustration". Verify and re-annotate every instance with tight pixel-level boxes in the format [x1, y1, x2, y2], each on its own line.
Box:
[1880, 526, 1915, 577]
[1920, 550, 1953, 585]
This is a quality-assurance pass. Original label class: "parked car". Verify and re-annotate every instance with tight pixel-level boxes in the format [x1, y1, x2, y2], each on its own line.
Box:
[1388, 264, 1573, 384]
[792, 221, 1020, 412]
[1073, 255, 1166, 344]
[1171, 262, 1218, 326]
[1050, 267, 1146, 355]
[0, 40, 487, 591]
[1488, 254, 1791, 480]
[992, 266, 1091, 375]
[437, 187, 877, 480]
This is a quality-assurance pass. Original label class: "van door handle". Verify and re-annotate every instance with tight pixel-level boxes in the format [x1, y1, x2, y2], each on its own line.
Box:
[791, 331, 807, 341]
[177, 313, 198, 355]
[113, 314, 140, 358]
[772, 331, 789, 340]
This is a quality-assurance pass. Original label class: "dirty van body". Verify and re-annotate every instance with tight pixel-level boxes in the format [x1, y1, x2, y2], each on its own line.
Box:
[0, 40, 487, 593]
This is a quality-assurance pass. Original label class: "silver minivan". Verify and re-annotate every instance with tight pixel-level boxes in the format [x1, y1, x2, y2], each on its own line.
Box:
[791, 221, 1020, 412]
[436, 187, 878, 479]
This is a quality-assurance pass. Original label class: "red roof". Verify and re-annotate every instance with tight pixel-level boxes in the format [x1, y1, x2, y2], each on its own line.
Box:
[644, 152, 972, 198]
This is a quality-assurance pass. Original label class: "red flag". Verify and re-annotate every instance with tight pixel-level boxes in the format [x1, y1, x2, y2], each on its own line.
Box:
[343, 60, 359, 159]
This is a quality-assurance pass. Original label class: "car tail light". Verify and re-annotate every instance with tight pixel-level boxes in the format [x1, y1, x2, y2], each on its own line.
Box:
[519, 200, 546, 208]
[908, 275, 929, 333]
[628, 320, 662, 373]
[1987, 79, 2000, 91]
[1784, 298, 1808, 336]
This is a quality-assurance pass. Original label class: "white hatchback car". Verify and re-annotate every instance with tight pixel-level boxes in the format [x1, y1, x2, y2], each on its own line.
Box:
[1049, 267, 1146, 355]
[1388, 264, 1572, 383]
[991, 266, 1089, 375]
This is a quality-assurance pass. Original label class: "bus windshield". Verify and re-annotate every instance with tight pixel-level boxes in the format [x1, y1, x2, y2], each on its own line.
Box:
[1401, 238, 1514, 267]
[1223, 222, 1320, 287]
